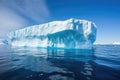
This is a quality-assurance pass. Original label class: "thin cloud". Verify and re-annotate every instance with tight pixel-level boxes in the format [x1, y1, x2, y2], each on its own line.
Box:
[0, 0, 50, 37]
[0, 7, 28, 36]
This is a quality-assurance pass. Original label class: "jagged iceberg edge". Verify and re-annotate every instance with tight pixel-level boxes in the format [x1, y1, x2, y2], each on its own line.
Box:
[7, 18, 97, 49]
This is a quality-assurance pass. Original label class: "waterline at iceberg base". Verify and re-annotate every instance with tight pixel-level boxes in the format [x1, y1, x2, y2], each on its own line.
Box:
[7, 18, 97, 49]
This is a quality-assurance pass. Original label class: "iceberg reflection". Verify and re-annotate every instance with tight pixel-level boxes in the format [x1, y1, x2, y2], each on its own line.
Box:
[10, 48, 94, 72]
[0, 47, 94, 80]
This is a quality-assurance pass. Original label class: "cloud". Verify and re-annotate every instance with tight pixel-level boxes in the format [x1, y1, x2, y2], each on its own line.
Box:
[0, 0, 50, 37]
[0, 7, 28, 36]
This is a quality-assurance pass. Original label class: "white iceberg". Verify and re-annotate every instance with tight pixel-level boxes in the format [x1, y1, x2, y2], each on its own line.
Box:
[7, 18, 97, 49]
[112, 42, 120, 45]
[0, 39, 8, 45]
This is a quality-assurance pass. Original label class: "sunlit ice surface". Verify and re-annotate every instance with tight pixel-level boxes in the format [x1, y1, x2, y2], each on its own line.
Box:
[7, 18, 97, 49]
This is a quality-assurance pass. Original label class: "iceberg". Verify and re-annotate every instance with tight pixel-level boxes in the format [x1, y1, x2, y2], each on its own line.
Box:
[0, 39, 8, 45]
[112, 42, 120, 45]
[7, 18, 97, 49]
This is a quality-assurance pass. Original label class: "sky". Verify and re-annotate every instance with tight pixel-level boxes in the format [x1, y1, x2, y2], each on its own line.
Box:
[0, 0, 120, 44]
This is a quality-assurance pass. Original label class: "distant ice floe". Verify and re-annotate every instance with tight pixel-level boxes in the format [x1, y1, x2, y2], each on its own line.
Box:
[0, 39, 8, 45]
[112, 42, 120, 45]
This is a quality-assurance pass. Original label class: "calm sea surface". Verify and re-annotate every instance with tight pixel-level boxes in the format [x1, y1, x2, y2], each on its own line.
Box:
[0, 45, 120, 80]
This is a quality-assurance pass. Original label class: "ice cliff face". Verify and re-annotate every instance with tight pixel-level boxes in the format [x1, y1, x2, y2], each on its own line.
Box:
[7, 18, 97, 49]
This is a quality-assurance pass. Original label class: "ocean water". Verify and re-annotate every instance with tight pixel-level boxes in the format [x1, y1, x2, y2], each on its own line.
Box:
[0, 45, 120, 80]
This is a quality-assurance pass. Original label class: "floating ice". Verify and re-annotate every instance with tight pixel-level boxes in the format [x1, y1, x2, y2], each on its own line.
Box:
[0, 39, 8, 45]
[7, 18, 97, 49]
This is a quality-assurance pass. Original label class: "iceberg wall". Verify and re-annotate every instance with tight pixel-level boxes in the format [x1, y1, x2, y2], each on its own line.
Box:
[7, 18, 97, 49]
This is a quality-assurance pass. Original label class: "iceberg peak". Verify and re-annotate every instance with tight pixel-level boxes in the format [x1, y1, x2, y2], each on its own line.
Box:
[7, 18, 97, 49]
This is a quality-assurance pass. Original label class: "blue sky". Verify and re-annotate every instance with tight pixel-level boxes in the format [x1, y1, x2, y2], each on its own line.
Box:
[0, 0, 120, 44]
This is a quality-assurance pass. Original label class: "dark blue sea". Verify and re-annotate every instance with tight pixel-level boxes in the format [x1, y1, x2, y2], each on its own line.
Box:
[0, 45, 120, 80]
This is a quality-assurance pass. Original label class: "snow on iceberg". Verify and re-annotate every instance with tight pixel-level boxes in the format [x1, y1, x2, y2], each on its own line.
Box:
[7, 18, 97, 49]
